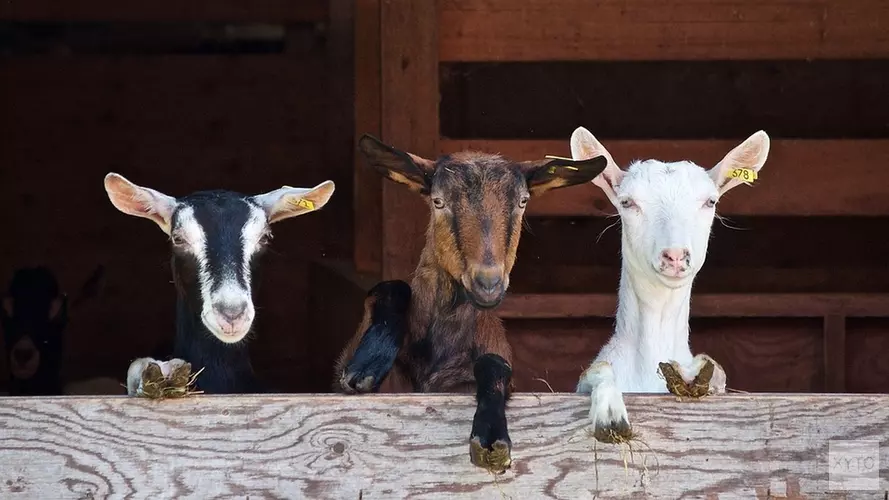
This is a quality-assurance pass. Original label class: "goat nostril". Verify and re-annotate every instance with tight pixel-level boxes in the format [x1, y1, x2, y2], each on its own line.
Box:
[661, 248, 690, 266]
[473, 274, 503, 293]
[215, 303, 248, 324]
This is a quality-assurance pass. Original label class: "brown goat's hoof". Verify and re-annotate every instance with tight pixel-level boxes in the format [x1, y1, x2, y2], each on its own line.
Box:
[470, 437, 512, 474]
[338, 372, 376, 394]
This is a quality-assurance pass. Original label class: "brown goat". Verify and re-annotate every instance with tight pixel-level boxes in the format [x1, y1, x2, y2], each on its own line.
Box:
[334, 134, 607, 472]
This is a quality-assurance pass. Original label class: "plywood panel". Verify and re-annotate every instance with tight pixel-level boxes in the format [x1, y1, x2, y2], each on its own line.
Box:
[0, 394, 887, 498]
[441, 139, 889, 217]
[441, 0, 889, 61]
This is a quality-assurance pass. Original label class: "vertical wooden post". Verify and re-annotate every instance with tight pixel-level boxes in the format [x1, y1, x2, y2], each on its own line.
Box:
[379, 0, 439, 280]
[822, 314, 846, 392]
[353, 0, 383, 275]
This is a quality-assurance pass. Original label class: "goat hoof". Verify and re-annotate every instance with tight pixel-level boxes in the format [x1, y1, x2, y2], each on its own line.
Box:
[338, 372, 377, 394]
[592, 418, 635, 444]
[660, 354, 725, 398]
[469, 436, 512, 474]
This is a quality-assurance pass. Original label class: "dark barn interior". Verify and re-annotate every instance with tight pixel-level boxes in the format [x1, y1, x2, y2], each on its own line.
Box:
[2, 0, 889, 396]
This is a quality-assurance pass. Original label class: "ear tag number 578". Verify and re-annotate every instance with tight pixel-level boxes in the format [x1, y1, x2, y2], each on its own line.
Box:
[728, 168, 757, 184]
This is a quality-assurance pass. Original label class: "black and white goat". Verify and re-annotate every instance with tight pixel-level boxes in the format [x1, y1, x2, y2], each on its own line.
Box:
[103, 173, 335, 394]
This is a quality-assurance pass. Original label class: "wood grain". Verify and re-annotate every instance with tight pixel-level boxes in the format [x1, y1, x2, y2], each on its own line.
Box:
[440, 0, 889, 61]
[0, 394, 886, 498]
[353, 0, 385, 275]
[440, 139, 889, 217]
[0, 0, 326, 22]
[379, 0, 439, 281]
[497, 293, 889, 319]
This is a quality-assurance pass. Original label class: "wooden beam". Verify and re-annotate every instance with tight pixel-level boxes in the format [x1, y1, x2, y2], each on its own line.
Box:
[0, 394, 886, 497]
[440, 0, 889, 61]
[353, 0, 384, 275]
[0, 0, 327, 22]
[498, 293, 889, 319]
[441, 139, 889, 217]
[823, 315, 847, 392]
[379, 1, 439, 280]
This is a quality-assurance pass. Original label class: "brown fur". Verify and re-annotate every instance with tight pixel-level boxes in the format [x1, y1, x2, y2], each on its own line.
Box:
[336, 137, 607, 394]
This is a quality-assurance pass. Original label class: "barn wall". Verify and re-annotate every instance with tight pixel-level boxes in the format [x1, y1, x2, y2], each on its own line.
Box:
[0, 7, 352, 392]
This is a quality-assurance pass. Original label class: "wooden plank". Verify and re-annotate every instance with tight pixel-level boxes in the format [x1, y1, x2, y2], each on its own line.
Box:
[440, 0, 889, 61]
[379, 0, 439, 280]
[0, 0, 326, 22]
[0, 394, 886, 497]
[823, 315, 848, 392]
[498, 293, 889, 319]
[441, 139, 889, 217]
[353, 0, 384, 275]
[440, 60, 889, 141]
[846, 319, 889, 393]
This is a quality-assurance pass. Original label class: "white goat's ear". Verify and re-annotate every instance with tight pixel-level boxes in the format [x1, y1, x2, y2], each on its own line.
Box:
[104, 173, 178, 234]
[708, 131, 770, 196]
[570, 126, 624, 206]
[251, 180, 335, 224]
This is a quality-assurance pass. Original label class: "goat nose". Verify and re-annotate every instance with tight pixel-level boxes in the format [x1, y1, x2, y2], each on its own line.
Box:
[473, 273, 503, 293]
[13, 348, 34, 364]
[214, 302, 248, 324]
[660, 248, 690, 267]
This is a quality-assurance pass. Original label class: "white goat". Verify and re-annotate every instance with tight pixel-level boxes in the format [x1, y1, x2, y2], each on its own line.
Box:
[572, 126, 770, 438]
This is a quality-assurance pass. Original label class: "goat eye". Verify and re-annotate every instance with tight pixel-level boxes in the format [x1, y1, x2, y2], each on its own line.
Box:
[170, 234, 186, 246]
[432, 198, 445, 209]
[258, 232, 272, 246]
[620, 199, 636, 209]
[518, 196, 529, 209]
[704, 198, 717, 209]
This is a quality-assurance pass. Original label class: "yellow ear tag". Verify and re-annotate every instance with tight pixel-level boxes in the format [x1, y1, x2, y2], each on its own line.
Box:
[727, 168, 757, 184]
[291, 198, 315, 211]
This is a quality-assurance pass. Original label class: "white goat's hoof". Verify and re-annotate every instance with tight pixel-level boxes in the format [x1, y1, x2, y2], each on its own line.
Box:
[126, 357, 191, 397]
[661, 353, 727, 398]
[578, 361, 633, 443]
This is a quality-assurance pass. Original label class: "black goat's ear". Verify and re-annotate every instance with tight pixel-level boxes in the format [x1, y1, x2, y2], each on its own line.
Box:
[1, 296, 11, 319]
[518, 155, 609, 196]
[358, 134, 436, 195]
[49, 294, 67, 322]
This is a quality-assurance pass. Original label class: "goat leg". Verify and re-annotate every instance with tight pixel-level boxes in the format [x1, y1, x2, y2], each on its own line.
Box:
[469, 353, 513, 473]
[335, 280, 411, 394]
[577, 361, 633, 443]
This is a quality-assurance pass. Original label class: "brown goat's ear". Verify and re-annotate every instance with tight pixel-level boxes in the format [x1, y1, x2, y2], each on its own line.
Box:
[358, 134, 436, 194]
[519, 155, 608, 196]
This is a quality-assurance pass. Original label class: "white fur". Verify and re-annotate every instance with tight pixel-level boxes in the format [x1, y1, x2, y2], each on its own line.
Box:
[572, 127, 769, 431]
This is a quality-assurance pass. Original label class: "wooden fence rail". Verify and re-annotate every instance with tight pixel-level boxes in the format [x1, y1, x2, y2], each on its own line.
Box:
[0, 394, 886, 498]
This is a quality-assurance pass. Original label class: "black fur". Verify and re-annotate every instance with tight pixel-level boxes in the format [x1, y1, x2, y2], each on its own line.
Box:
[469, 353, 512, 450]
[165, 190, 263, 394]
[341, 281, 411, 393]
[1, 267, 66, 396]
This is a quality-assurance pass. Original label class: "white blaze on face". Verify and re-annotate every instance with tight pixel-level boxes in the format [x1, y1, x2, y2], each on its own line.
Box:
[174, 204, 268, 344]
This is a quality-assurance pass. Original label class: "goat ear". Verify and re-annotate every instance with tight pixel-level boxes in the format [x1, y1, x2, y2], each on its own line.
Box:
[519, 155, 608, 196]
[104, 173, 178, 235]
[1, 296, 11, 319]
[570, 126, 625, 206]
[251, 180, 335, 224]
[358, 134, 435, 194]
[49, 294, 67, 322]
[708, 131, 770, 196]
